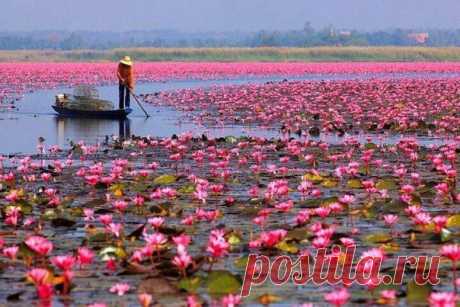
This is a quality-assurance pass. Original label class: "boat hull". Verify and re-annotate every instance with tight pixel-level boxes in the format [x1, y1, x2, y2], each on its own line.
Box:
[52, 106, 132, 119]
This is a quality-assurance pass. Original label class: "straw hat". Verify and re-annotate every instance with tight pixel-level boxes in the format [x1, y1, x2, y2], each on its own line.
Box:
[120, 56, 133, 66]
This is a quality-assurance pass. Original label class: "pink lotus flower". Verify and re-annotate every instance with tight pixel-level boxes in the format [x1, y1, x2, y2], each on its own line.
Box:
[172, 250, 192, 271]
[440, 244, 460, 262]
[339, 237, 355, 247]
[144, 232, 167, 248]
[106, 223, 123, 238]
[148, 217, 164, 229]
[40, 172, 52, 182]
[109, 283, 130, 296]
[25, 236, 53, 256]
[312, 236, 331, 249]
[259, 229, 287, 248]
[51, 255, 75, 272]
[221, 294, 242, 307]
[27, 268, 50, 285]
[380, 290, 396, 304]
[113, 200, 128, 213]
[84, 208, 95, 222]
[428, 292, 456, 307]
[433, 215, 448, 233]
[207, 229, 230, 258]
[3, 246, 19, 260]
[173, 234, 191, 247]
[133, 195, 145, 207]
[99, 214, 113, 225]
[5, 206, 21, 227]
[383, 214, 399, 226]
[37, 283, 53, 301]
[324, 288, 350, 306]
[77, 247, 95, 266]
[5, 190, 20, 202]
[339, 194, 355, 205]
[187, 295, 201, 307]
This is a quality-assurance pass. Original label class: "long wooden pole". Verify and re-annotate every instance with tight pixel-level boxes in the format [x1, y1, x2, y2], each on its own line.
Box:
[128, 89, 150, 118]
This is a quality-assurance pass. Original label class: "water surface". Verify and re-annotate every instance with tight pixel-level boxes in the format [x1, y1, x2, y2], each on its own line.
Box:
[1, 72, 458, 154]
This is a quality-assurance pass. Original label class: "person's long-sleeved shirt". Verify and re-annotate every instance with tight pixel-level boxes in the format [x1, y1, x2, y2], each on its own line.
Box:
[117, 63, 135, 89]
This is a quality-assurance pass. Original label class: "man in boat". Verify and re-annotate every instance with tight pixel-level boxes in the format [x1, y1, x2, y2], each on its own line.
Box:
[117, 56, 135, 109]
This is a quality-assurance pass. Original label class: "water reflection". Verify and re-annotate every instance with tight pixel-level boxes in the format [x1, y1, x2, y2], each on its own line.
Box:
[118, 118, 131, 140]
[55, 117, 131, 147]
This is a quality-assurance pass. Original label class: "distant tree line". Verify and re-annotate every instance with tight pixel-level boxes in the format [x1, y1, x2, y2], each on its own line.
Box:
[1, 24, 460, 50]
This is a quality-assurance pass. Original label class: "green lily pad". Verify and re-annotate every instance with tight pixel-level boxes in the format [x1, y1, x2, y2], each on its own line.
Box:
[376, 178, 398, 190]
[447, 215, 460, 228]
[321, 179, 338, 188]
[347, 179, 363, 189]
[275, 240, 299, 254]
[178, 276, 202, 293]
[154, 174, 177, 185]
[287, 228, 310, 241]
[234, 256, 249, 269]
[302, 173, 323, 183]
[178, 184, 196, 194]
[206, 270, 241, 295]
[407, 280, 431, 303]
[364, 233, 392, 244]
[227, 233, 242, 245]
[42, 209, 58, 220]
[16, 201, 33, 215]
[364, 143, 378, 150]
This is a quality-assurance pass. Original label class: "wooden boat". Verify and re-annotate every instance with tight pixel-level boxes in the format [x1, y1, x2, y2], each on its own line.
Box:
[53, 93, 132, 119]
[52, 105, 132, 119]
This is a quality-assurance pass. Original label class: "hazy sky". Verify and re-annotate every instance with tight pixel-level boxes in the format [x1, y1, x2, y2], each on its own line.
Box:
[1, 0, 459, 32]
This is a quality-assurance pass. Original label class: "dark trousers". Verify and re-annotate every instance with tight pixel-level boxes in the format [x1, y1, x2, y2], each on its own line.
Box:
[119, 83, 131, 109]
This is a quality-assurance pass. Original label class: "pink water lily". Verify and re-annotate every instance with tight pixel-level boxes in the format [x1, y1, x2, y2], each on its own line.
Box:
[25, 236, 53, 256]
[109, 283, 130, 296]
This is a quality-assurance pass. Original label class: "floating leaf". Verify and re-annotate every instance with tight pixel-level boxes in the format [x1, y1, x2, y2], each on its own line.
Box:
[376, 178, 398, 190]
[109, 183, 125, 196]
[234, 256, 249, 269]
[364, 143, 378, 150]
[51, 217, 76, 228]
[407, 280, 431, 303]
[42, 209, 58, 220]
[227, 233, 242, 245]
[447, 215, 460, 228]
[132, 182, 150, 192]
[302, 173, 323, 183]
[347, 179, 363, 189]
[178, 184, 196, 194]
[88, 230, 107, 243]
[99, 246, 127, 260]
[381, 242, 400, 253]
[225, 136, 237, 144]
[287, 228, 310, 241]
[441, 228, 452, 242]
[321, 179, 338, 188]
[154, 174, 177, 185]
[206, 270, 241, 295]
[275, 240, 299, 254]
[178, 276, 202, 293]
[364, 233, 392, 244]
[138, 277, 180, 296]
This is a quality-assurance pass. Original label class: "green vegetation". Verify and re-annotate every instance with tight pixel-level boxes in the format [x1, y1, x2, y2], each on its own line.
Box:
[2, 47, 460, 62]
